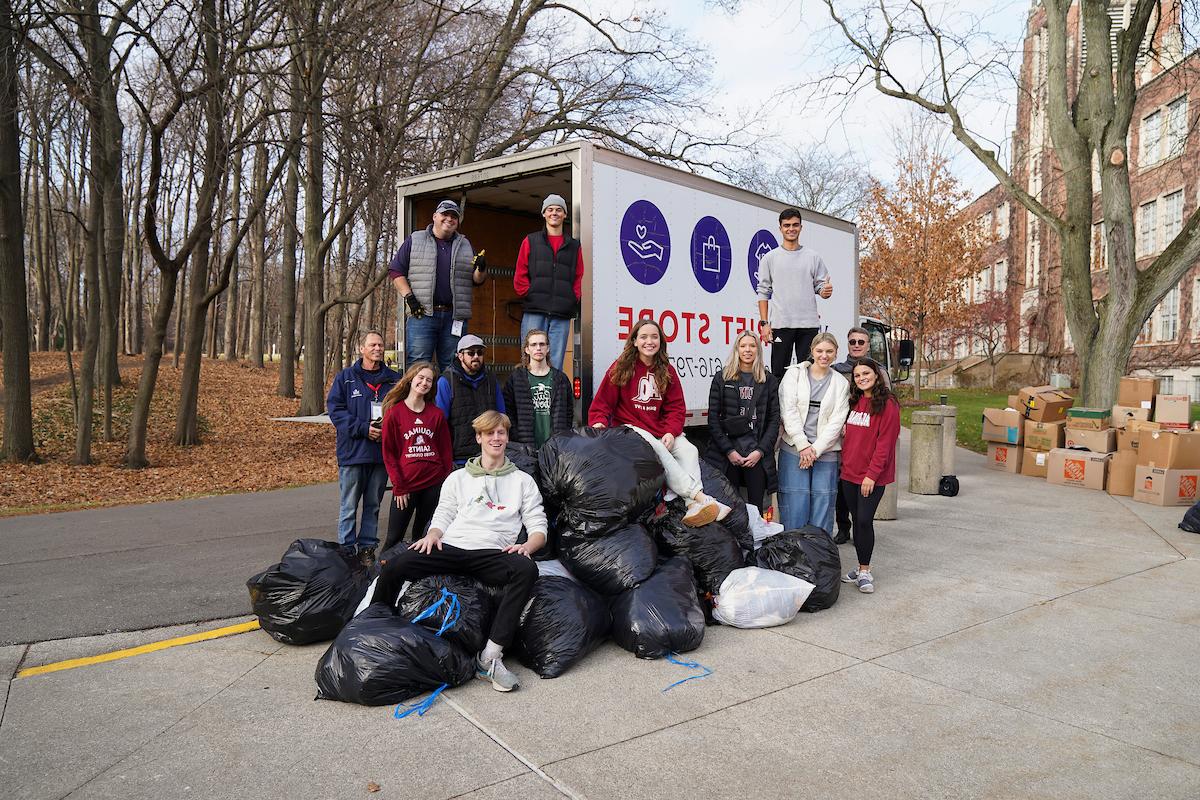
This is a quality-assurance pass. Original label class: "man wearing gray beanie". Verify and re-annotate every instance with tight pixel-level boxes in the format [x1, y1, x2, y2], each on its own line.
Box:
[512, 194, 584, 370]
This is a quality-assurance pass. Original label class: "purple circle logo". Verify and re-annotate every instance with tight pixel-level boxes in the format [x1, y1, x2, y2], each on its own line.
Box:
[747, 229, 778, 292]
[620, 200, 671, 285]
[689, 216, 731, 293]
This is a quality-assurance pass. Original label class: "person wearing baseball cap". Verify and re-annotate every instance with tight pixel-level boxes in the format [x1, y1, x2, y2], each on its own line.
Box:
[435, 334, 506, 465]
[388, 198, 488, 372]
[512, 193, 584, 370]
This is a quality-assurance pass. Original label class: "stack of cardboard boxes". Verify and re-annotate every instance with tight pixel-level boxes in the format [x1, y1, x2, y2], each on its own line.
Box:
[979, 376, 1198, 506]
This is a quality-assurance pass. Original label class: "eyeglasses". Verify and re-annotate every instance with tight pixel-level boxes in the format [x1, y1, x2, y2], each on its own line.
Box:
[848, 338, 868, 345]
[462, 347, 485, 356]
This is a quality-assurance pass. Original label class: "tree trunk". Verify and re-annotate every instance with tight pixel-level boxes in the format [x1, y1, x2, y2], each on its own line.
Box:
[277, 59, 302, 398]
[74, 179, 102, 464]
[248, 142, 267, 368]
[222, 115, 242, 361]
[298, 45, 327, 416]
[0, 0, 35, 461]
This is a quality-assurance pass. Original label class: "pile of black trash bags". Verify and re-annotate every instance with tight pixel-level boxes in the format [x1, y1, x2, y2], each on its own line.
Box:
[246, 428, 844, 706]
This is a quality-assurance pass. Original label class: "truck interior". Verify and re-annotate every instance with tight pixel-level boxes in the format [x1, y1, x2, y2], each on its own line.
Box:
[400, 167, 576, 383]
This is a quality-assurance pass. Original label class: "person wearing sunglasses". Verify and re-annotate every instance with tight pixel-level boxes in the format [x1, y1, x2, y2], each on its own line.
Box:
[832, 326, 890, 543]
[435, 334, 506, 466]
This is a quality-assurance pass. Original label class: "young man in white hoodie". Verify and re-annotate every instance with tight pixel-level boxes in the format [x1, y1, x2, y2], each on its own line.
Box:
[371, 410, 546, 692]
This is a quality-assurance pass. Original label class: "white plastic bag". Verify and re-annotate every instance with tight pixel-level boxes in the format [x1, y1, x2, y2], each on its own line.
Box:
[712, 567, 813, 628]
[353, 576, 379, 617]
[535, 559, 579, 582]
[746, 503, 784, 548]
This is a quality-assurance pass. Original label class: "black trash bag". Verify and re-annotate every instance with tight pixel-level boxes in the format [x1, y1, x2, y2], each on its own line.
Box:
[247, 538, 371, 645]
[699, 460, 752, 553]
[1181, 500, 1200, 534]
[653, 517, 745, 595]
[558, 523, 658, 595]
[397, 574, 497, 655]
[314, 604, 476, 706]
[538, 428, 665, 535]
[516, 576, 612, 678]
[506, 442, 541, 483]
[755, 527, 841, 611]
[610, 556, 706, 659]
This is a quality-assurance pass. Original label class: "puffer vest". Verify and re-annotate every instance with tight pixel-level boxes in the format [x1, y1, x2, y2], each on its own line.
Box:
[443, 365, 501, 461]
[524, 232, 579, 318]
[408, 226, 475, 319]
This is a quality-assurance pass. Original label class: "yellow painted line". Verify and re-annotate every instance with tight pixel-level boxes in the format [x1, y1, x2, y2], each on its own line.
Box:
[16, 620, 262, 679]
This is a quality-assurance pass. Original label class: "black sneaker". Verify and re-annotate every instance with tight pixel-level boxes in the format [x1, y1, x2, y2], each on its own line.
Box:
[833, 530, 851, 545]
[358, 549, 377, 569]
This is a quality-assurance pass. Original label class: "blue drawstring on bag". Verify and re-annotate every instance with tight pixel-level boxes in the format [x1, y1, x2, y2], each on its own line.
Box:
[393, 588, 461, 720]
[662, 652, 713, 692]
[394, 683, 448, 719]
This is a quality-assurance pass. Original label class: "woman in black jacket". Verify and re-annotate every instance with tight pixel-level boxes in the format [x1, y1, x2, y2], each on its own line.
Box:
[503, 329, 574, 448]
[704, 330, 780, 512]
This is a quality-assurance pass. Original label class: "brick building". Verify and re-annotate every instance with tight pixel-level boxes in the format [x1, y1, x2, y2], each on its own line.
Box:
[952, 0, 1200, 397]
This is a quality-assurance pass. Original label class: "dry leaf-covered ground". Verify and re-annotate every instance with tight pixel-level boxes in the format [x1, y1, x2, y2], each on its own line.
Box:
[0, 352, 338, 515]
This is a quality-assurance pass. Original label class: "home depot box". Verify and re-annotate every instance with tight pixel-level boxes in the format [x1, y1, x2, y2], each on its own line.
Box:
[1133, 465, 1200, 506]
[1025, 420, 1065, 451]
[1137, 430, 1200, 469]
[1154, 394, 1191, 430]
[1017, 385, 1073, 422]
[1118, 377, 1159, 409]
[1106, 450, 1138, 496]
[985, 443, 1022, 473]
[1062, 428, 1117, 453]
[1020, 448, 1051, 478]
[1111, 405, 1151, 429]
[982, 409, 1024, 445]
[1065, 407, 1110, 430]
[1045, 448, 1110, 490]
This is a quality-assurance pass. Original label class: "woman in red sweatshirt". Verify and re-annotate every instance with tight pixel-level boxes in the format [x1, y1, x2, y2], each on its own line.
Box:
[839, 358, 900, 594]
[380, 361, 454, 551]
[588, 318, 724, 527]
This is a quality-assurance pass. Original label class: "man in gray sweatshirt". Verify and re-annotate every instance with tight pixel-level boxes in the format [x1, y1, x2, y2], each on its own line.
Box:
[757, 208, 834, 377]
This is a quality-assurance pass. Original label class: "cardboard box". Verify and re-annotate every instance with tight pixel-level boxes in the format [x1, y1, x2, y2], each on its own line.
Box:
[1020, 448, 1051, 478]
[1106, 450, 1138, 496]
[1017, 385, 1073, 422]
[1046, 448, 1110, 490]
[1111, 405, 1151, 429]
[1062, 428, 1117, 453]
[1154, 394, 1191, 430]
[985, 443, 1023, 473]
[1118, 377, 1159, 409]
[1116, 427, 1142, 453]
[1133, 465, 1200, 506]
[1137, 430, 1200, 469]
[1007, 395, 1019, 410]
[982, 408, 1024, 445]
[1065, 407, 1111, 430]
[1127, 419, 1162, 435]
[1025, 420, 1065, 451]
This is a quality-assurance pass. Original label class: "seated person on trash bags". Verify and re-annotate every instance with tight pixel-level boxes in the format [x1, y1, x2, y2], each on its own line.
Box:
[371, 409, 546, 692]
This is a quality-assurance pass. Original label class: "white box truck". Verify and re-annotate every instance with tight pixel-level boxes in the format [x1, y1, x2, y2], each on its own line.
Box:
[395, 142, 861, 425]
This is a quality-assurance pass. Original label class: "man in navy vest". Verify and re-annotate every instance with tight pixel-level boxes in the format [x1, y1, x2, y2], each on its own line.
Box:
[513, 194, 584, 369]
[435, 334, 506, 466]
[326, 330, 401, 567]
[389, 199, 487, 372]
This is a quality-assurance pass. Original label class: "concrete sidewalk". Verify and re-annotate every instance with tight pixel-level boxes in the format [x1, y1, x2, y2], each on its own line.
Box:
[2, 438, 1198, 799]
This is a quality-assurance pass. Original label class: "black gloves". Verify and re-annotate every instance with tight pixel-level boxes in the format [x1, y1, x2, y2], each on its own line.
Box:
[404, 293, 426, 318]
[471, 250, 487, 273]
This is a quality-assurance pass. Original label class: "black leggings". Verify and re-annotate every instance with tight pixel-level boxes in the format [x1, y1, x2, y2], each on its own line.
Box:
[770, 327, 819, 377]
[383, 484, 441, 551]
[839, 479, 885, 567]
[372, 544, 538, 650]
[726, 461, 769, 512]
[835, 480, 851, 534]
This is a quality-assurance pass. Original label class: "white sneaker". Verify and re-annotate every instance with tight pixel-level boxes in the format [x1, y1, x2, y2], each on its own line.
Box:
[682, 495, 719, 527]
[714, 500, 732, 521]
[476, 656, 520, 692]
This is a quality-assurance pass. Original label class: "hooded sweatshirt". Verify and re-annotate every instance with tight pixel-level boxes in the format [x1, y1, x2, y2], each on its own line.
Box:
[429, 457, 548, 551]
[588, 359, 686, 438]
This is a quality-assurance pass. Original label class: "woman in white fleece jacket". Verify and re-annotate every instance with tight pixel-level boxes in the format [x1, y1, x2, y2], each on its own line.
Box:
[777, 332, 850, 536]
[371, 410, 546, 693]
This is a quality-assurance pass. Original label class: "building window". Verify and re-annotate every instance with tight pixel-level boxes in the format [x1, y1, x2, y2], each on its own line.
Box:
[1160, 376, 1175, 394]
[1141, 110, 1162, 166]
[995, 258, 1007, 289]
[1162, 189, 1184, 245]
[1138, 200, 1157, 256]
[1193, 277, 1200, 338]
[1157, 285, 1180, 341]
[1167, 96, 1188, 158]
[996, 203, 1009, 239]
[1191, 375, 1200, 403]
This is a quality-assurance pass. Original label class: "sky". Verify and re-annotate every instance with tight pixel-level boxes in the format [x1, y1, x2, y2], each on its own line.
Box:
[623, 0, 1035, 198]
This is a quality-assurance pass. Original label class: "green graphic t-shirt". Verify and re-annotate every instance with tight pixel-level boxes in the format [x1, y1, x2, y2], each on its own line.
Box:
[530, 372, 554, 448]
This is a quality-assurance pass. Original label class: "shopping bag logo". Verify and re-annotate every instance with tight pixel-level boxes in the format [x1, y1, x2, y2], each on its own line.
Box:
[701, 235, 721, 274]
[1180, 475, 1198, 500]
[1063, 458, 1086, 482]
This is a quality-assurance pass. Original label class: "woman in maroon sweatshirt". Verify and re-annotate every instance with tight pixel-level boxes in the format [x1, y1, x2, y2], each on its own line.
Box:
[588, 318, 724, 527]
[839, 358, 900, 594]
[380, 361, 454, 551]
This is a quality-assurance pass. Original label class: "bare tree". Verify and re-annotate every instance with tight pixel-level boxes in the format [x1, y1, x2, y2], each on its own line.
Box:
[737, 144, 872, 220]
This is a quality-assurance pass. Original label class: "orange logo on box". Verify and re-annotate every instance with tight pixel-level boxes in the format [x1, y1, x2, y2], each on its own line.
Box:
[995, 447, 1008, 464]
[1063, 458, 1086, 481]
[1181, 475, 1198, 500]
[1143, 475, 1155, 490]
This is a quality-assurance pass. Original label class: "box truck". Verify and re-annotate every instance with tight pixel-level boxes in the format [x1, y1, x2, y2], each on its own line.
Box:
[394, 142, 862, 425]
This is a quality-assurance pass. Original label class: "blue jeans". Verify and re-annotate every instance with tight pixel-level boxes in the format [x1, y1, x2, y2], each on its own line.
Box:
[777, 450, 839, 536]
[520, 312, 572, 370]
[405, 310, 462, 373]
[337, 463, 388, 550]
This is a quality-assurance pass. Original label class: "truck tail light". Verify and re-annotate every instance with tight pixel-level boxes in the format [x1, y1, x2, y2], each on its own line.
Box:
[573, 378, 581, 399]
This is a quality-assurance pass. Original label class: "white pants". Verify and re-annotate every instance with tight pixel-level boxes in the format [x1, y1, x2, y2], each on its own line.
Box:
[626, 425, 703, 501]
